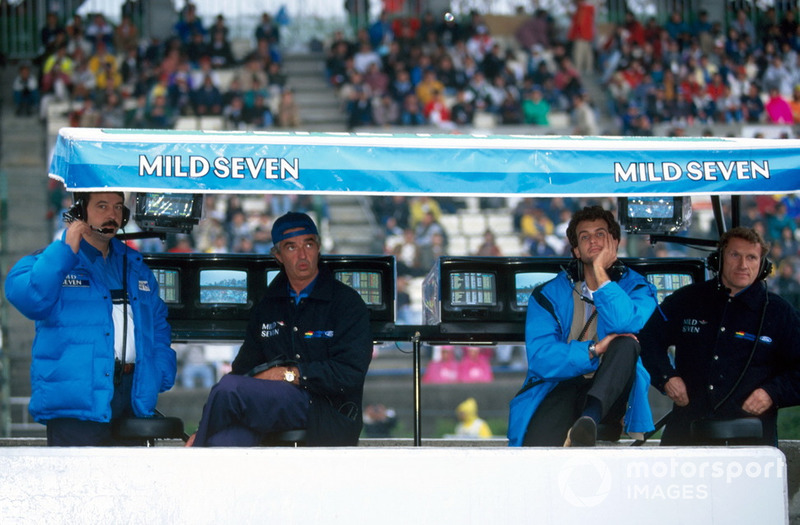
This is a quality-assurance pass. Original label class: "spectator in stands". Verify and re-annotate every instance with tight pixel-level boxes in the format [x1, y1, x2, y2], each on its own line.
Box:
[363, 404, 397, 438]
[741, 82, 766, 123]
[640, 227, 800, 446]
[193, 74, 224, 116]
[277, 88, 301, 128]
[187, 212, 372, 446]
[521, 86, 549, 125]
[40, 11, 66, 60]
[41, 43, 74, 100]
[508, 205, 658, 447]
[85, 13, 114, 53]
[399, 93, 426, 126]
[12, 63, 39, 117]
[255, 12, 280, 45]
[5, 191, 176, 446]
[113, 15, 138, 55]
[772, 258, 800, 310]
[572, 91, 598, 134]
[453, 397, 493, 438]
[423, 345, 459, 384]
[765, 87, 794, 124]
[567, 0, 595, 75]
[475, 229, 502, 257]
[174, 3, 205, 45]
[450, 88, 474, 125]
[459, 347, 494, 383]
[372, 92, 400, 127]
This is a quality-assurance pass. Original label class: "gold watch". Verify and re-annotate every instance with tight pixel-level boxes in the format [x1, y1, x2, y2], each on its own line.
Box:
[284, 368, 296, 383]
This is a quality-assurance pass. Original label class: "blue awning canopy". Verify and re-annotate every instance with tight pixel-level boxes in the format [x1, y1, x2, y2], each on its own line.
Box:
[49, 128, 800, 197]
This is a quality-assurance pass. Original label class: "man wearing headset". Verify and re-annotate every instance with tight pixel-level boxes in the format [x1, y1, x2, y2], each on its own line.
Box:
[640, 227, 800, 446]
[5, 191, 176, 446]
[508, 205, 658, 447]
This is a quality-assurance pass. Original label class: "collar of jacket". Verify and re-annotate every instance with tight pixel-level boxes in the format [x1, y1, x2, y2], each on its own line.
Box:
[266, 265, 335, 303]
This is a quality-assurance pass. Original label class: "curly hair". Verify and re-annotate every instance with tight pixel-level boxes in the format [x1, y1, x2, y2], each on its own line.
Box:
[566, 205, 621, 250]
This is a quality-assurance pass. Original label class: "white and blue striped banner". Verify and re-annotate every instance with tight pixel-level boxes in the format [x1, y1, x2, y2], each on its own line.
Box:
[49, 128, 800, 196]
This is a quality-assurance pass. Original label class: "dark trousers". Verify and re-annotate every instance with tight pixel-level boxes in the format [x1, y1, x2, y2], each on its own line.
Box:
[192, 374, 311, 447]
[522, 336, 639, 446]
[46, 373, 142, 446]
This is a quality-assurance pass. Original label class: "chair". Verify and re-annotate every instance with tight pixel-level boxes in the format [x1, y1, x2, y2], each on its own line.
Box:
[260, 429, 307, 447]
[690, 417, 763, 446]
[112, 415, 186, 447]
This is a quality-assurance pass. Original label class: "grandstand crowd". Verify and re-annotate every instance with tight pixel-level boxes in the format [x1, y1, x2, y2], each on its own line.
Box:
[11, 2, 800, 320]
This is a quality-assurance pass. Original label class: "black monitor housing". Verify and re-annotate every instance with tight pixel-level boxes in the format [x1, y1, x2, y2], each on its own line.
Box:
[618, 196, 692, 234]
[135, 193, 204, 234]
[423, 256, 708, 343]
[143, 253, 396, 341]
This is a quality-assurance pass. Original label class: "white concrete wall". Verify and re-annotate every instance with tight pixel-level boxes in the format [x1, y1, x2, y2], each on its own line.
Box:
[0, 446, 787, 524]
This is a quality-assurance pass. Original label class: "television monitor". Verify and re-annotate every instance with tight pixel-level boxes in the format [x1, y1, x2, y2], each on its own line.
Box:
[423, 256, 707, 343]
[334, 270, 383, 306]
[152, 268, 180, 304]
[449, 271, 497, 306]
[143, 253, 396, 341]
[618, 196, 692, 234]
[134, 192, 203, 233]
[199, 269, 248, 304]
[514, 271, 558, 307]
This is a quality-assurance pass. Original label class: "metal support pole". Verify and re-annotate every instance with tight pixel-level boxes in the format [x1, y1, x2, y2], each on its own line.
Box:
[412, 330, 421, 446]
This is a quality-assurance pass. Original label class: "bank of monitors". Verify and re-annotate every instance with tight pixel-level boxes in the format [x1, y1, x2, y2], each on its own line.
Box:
[144, 254, 396, 341]
[423, 256, 707, 342]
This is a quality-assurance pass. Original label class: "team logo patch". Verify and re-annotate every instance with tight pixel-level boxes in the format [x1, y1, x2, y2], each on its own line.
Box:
[304, 331, 334, 339]
[62, 273, 90, 287]
[261, 321, 284, 338]
[681, 318, 706, 333]
[138, 280, 150, 292]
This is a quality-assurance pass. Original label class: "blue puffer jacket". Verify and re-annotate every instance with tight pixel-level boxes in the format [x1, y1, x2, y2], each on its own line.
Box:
[5, 235, 176, 423]
[507, 269, 657, 446]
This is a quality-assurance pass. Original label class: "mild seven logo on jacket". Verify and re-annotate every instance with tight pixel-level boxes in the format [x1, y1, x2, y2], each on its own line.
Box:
[261, 321, 284, 338]
[62, 272, 90, 287]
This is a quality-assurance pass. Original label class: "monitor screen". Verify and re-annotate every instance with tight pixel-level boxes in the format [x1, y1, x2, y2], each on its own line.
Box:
[200, 269, 248, 304]
[335, 270, 383, 306]
[140, 193, 197, 218]
[627, 198, 675, 219]
[449, 271, 496, 306]
[153, 268, 180, 303]
[515, 271, 557, 307]
[647, 273, 694, 303]
[266, 269, 280, 286]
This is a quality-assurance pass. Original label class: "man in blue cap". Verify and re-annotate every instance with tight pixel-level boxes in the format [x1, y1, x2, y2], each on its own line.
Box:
[188, 212, 372, 446]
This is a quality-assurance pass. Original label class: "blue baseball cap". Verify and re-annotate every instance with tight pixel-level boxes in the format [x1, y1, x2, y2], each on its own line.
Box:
[271, 212, 319, 244]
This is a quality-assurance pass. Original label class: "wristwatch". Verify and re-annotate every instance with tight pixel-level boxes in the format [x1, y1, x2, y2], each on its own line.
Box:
[588, 342, 598, 359]
[284, 368, 296, 383]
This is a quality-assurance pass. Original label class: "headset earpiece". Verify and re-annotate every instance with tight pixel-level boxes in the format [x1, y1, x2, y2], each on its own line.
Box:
[63, 192, 130, 228]
[565, 258, 626, 283]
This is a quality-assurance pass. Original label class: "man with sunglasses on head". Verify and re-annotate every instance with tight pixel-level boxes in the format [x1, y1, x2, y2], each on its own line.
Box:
[5, 191, 176, 446]
[640, 227, 800, 446]
[188, 211, 372, 446]
[508, 205, 658, 447]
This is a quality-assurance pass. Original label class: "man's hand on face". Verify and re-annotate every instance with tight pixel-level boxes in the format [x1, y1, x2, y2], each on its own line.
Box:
[65, 220, 92, 253]
[591, 232, 619, 285]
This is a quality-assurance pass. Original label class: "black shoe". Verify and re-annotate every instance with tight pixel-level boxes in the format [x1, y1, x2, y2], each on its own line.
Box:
[564, 416, 597, 447]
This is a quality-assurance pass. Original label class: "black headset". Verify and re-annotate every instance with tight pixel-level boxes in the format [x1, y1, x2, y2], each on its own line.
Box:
[565, 257, 627, 283]
[706, 249, 773, 282]
[63, 192, 130, 228]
